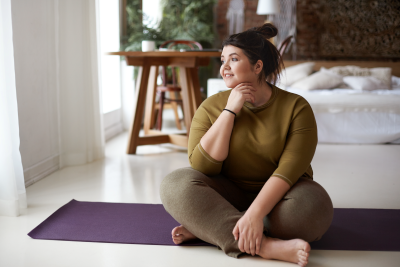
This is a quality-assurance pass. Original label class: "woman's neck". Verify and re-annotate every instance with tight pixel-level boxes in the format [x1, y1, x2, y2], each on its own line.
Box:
[252, 81, 272, 107]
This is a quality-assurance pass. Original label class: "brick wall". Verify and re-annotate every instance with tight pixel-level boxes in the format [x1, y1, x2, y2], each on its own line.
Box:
[215, 0, 400, 61]
[296, 0, 320, 59]
[296, 0, 400, 60]
[215, 0, 265, 47]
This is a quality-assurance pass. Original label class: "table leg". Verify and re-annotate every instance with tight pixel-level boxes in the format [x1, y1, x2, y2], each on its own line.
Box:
[126, 64, 151, 154]
[143, 66, 159, 134]
[189, 67, 202, 112]
[179, 67, 194, 134]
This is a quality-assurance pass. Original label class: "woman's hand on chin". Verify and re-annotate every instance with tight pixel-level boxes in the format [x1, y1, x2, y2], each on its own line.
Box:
[225, 83, 256, 114]
[232, 212, 264, 256]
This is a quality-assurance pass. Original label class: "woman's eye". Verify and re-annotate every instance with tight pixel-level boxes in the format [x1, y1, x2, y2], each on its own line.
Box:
[221, 60, 225, 64]
[232, 58, 238, 61]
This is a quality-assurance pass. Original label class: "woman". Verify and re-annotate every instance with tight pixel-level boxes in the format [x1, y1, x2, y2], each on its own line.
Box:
[160, 23, 333, 267]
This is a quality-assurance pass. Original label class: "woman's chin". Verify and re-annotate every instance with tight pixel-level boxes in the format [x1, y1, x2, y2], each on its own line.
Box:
[224, 80, 240, 89]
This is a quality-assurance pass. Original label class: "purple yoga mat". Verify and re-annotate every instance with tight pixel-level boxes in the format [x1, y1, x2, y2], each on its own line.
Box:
[310, 208, 400, 251]
[28, 200, 400, 251]
[28, 199, 210, 246]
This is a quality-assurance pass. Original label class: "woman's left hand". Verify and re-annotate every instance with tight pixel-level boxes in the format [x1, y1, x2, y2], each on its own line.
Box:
[232, 212, 264, 256]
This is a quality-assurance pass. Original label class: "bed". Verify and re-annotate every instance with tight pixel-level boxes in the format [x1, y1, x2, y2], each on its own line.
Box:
[207, 61, 400, 144]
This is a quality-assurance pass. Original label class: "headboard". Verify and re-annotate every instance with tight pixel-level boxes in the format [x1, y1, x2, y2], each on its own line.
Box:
[283, 61, 400, 77]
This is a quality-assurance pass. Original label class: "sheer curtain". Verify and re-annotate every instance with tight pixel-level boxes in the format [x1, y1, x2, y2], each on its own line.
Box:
[0, 0, 27, 217]
[57, 0, 105, 167]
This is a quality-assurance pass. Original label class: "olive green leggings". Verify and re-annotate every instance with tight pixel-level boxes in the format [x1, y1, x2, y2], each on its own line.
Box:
[160, 167, 334, 258]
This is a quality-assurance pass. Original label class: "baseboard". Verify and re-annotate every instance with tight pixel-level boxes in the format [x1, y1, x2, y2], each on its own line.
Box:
[105, 121, 124, 141]
[24, 154, 59, 187]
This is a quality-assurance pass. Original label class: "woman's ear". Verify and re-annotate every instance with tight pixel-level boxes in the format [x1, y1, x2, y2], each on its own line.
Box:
[254, 60, 263, 75]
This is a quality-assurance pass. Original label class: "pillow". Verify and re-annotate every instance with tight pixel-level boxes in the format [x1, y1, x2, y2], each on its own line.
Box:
[343, 76, 389, 91]
[329, 65, 392, 89]
[329, 65, 370, 76]
[370, 68, 392, 89]
[392, 76, 400, 88]
[290, 67, 343, 91]
[277, 62, 315, 88]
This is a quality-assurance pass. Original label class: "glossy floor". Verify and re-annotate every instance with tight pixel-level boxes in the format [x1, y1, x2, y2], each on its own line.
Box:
[1, 131, 400, 267]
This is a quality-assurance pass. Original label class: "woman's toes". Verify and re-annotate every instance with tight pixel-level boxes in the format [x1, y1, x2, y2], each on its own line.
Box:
[171, 227, 177, 236]
[298, 258, 308, 266]
[299, 255, 306, 260]
[172, 238, 180, 244]
[170, 225, 197, 244]
[303, 243, 311, 253]
[172, 235, 183, 244]
[300, 254, 309, 263]
[171, 225, 182, 236]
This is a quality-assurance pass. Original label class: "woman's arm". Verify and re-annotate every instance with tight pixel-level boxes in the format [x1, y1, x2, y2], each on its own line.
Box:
[200, 83, 256, 161]
[246, 176, 290, 220]
[199, 111, 235, 161]
[233, 176, 290, 256]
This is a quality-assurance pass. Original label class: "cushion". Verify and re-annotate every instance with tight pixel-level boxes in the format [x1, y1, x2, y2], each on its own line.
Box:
[370, 68, 392, 89]
[343, 76, 389, 91]
[329, 66, 392, 89]
[392, 76, 400, 89]
[290, 68, 343, 91]
[277, 62, 315, 88]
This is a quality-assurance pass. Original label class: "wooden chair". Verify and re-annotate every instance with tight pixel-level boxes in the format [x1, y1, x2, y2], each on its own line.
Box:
[278, 36, 293, 56]
[155, 40, 203, 131]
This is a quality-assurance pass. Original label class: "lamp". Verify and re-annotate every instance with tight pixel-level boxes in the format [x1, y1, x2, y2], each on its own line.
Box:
[256, 0, 280, 15]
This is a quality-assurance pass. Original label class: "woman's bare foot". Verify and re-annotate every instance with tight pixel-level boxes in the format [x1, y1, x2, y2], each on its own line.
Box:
[258, 236, 311, 267]
[171, 225, 197, 244]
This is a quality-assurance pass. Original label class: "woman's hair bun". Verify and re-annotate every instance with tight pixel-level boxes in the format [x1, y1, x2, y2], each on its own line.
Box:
[252, 23, 278, 39]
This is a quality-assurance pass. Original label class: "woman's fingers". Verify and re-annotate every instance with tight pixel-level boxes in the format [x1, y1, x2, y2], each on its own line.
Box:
[238, 235, 244, 252]
[235, 225, 262, 256]
[250, 239, 255, 256]
[255, 236, 261, 255]
[237, 84, 256, 92]
[244, 238, 250, 254]
[232, 224, 239, 241]
[226, 82, 257, 112]
[241, 89, 255, 103]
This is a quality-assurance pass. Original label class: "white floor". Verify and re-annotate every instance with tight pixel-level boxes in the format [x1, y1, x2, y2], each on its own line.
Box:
[1, 129, 400, 267]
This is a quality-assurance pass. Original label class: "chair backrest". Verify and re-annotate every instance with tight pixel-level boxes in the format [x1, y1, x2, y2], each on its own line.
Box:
[159, 40, 203, 87]
[278, 36, 293, 56]
[160, 40, 203, 50]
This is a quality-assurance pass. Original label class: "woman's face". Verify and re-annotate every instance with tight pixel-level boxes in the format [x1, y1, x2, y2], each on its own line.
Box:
[220, 45, 258, 88]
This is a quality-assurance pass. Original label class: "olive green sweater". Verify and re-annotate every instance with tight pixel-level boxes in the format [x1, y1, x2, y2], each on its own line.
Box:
[188, 85, 318, 193]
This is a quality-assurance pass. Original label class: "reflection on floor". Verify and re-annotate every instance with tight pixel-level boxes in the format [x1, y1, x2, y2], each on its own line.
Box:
[1, 130, 400, 267]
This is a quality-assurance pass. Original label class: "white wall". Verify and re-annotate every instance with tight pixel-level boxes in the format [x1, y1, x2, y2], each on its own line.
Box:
[11, 0, 104, 186]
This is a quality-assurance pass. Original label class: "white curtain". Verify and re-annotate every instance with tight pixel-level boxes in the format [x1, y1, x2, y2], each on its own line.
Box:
[56, 0, 105, 167]
[271, 0, 297, 59]
[0, 0, 105, 216]
[0, 0, 27, 217]
[226, 0, 245, 36]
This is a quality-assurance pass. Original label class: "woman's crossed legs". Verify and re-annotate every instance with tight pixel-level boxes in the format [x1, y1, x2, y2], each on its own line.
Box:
[160, 167, 333, 266]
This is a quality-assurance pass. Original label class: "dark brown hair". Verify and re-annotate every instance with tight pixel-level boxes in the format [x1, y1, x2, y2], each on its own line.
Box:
[222, 23, 283, 85]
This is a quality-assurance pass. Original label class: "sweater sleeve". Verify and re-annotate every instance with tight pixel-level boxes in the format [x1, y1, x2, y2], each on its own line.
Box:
[188, 105, 223, 176]
[272, 99, 318, 186]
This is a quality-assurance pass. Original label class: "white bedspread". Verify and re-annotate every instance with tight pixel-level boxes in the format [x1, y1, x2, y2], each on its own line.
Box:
[286, 88, 400, 114]
[287, 88, 400, 144]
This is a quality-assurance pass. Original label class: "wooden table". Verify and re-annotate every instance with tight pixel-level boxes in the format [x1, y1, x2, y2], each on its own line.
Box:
[107, 51, 221, 154]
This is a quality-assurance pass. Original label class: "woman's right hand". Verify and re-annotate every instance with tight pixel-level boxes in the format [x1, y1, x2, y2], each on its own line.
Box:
[225, 83, 256, 114]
